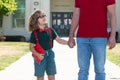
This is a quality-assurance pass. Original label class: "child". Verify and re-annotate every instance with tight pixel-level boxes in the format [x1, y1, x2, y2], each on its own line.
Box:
[28, 10, 68, 80]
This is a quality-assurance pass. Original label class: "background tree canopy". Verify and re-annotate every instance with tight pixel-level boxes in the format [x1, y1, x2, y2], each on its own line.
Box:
[0, 0, 17, 17]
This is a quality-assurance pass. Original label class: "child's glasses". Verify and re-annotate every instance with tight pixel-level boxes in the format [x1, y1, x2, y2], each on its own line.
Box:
[38, 15, 46, 19]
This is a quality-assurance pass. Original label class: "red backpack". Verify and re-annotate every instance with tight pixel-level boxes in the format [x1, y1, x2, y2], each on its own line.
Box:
[32, 28, 52, 64]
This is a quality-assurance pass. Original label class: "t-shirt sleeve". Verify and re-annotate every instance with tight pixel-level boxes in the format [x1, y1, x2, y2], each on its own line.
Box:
[106, 0, 115, 6]
[74, 0, 80, 8]
[29, 32, 36, 44]
[51, 28, 57, 40]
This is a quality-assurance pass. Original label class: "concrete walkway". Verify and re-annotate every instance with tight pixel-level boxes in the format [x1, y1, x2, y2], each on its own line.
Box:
[0, 40, 120, 80]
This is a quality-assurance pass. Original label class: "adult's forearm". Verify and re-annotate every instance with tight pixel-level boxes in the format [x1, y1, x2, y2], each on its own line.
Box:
[107, 4, 116, 37]
[69, 8, 80, 38]
[110, 14, 116, 37]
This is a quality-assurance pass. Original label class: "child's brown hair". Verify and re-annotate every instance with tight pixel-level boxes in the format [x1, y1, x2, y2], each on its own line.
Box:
[28, 10, 48, 32]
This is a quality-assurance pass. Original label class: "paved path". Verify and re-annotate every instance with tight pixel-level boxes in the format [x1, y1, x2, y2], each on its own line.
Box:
[0, 40, 120, 80]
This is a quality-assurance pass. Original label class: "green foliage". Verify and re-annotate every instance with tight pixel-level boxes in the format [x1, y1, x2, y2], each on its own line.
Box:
[0, 0, 17, 17]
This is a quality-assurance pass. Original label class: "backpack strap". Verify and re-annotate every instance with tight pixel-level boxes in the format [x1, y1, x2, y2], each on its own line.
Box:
[34, 31, 39, 43]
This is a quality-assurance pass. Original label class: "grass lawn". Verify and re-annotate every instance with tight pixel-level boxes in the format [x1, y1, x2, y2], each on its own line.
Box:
[107, 43, 120, 67]
[0, 42, 120, 71]
[0, 42, 29, 70]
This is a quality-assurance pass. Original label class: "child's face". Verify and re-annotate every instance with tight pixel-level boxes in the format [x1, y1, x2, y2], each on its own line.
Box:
[38, 13, 47, 26]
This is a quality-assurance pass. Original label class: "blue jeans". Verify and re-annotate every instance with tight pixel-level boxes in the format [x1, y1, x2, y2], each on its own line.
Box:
[77, 38, 108, 80]
[34, 49, 56, 77]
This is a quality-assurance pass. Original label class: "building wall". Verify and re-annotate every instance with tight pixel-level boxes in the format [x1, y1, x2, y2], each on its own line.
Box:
[51, 0, 74, 12]
[1, 0, 50, 41]
[1, 0, 120, 42]
[116, 0, 120, 42]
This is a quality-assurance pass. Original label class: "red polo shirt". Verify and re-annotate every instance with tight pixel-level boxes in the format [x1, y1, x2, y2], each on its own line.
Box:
[75, 0, 115, 38]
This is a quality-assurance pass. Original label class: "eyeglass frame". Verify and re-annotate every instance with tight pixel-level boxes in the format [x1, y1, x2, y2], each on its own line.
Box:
[37, 15, 46, 19]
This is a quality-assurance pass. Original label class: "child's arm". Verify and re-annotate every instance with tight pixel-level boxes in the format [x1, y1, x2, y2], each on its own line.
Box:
[55, 36, 68, 45]
[29, 43, 44, 60]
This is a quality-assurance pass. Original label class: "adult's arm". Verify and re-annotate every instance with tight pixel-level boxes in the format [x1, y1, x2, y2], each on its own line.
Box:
[68, 8, 80, 48]
[107, 4, 116, 49]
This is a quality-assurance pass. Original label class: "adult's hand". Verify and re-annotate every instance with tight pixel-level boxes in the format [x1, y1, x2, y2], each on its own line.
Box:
[108, 36, 116, 49]
[68, 37, 75, 48]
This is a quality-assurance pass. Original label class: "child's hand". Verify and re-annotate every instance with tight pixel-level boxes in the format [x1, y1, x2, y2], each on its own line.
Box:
[38, 54, 44, 60]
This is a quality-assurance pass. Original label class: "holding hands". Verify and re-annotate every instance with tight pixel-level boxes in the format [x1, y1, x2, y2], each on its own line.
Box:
[68, 37, 76, 48]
